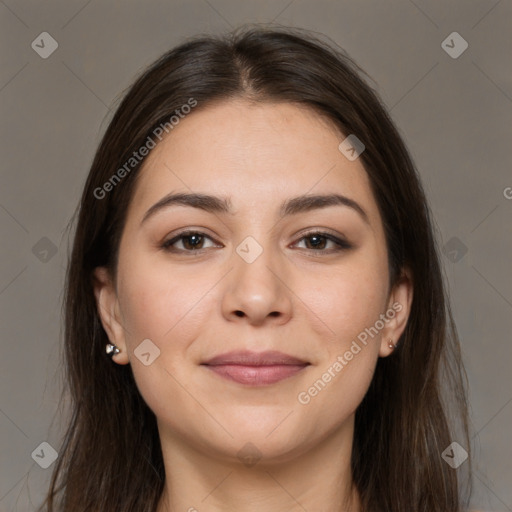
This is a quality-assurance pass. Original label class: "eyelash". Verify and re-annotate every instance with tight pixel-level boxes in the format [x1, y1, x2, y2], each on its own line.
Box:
[160, 230, 352, 255]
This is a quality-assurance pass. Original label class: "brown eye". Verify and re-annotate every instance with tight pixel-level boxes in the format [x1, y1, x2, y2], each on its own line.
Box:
[294, 232, 352, 253]
[303, 234, 328, 250]
[180, 233, 205, 250]
[162, 231, 218, 252]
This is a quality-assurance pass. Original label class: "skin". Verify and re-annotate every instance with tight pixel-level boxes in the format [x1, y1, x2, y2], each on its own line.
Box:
[94, 98, 413, 512]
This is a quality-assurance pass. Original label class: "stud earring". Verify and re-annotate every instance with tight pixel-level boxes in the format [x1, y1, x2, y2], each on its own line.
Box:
[106, 343, 120, 356]
[388, 339, 396, 350]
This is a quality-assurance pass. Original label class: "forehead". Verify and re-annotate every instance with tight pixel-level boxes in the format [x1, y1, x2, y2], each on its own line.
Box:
[128, 99, 379, 224]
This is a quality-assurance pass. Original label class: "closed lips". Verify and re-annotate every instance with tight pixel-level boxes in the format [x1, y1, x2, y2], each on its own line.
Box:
[201, 350, 310, 386]
[201, 350, 309, 366]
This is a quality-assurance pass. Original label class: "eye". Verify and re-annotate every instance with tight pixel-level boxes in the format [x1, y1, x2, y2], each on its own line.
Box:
[161, 230, 352, 255]
[293, 231, 352, 253]
[161, 231, 220, 253]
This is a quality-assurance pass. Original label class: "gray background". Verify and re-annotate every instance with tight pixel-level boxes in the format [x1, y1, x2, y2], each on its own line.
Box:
[0, 0, 511, 510]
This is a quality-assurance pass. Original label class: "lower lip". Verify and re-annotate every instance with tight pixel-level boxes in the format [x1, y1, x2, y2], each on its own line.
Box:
[203, 364, 308, 386]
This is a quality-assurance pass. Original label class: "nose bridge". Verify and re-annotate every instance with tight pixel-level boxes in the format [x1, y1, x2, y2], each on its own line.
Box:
[234, 231, 282, 296]
[221, 230, 293, 324]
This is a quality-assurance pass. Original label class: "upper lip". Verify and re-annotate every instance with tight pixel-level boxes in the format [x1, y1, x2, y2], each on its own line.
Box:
[202, 350, 309, 366]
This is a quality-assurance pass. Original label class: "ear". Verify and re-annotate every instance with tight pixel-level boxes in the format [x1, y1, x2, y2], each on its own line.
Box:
[92, 267, 130, 365]
[379, 266, 413, 357]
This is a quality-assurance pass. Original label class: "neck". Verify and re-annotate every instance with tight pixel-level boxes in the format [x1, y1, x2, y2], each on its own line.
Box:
[156, 416, 361, 512]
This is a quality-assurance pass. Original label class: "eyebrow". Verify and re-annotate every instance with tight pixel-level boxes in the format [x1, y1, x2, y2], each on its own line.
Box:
[140, 192, 370, 226]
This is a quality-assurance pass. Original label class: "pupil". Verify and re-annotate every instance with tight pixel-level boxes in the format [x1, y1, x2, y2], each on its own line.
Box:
[185, 234, 202, 249]
[308, 235, 325, 249]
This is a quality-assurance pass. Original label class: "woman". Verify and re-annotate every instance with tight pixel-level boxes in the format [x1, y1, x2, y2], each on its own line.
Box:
[39, 26, 472, 511]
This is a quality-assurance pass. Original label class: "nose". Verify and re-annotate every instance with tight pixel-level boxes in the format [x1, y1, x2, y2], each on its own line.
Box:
[220, 241, 293, 327]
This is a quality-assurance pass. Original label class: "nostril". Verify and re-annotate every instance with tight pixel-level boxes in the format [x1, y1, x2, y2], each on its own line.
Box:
[234, 310, 244, 317]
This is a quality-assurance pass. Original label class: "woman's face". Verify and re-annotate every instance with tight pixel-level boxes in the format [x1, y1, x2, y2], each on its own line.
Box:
[94, 98, 412, 463]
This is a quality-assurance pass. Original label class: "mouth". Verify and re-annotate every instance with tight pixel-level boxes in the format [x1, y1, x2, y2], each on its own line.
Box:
[201, 350, 310, 386]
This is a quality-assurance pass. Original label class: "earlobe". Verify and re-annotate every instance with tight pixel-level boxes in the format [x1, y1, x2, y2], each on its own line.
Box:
[379, 267, 413, 357]
[92, 267, 130, 365]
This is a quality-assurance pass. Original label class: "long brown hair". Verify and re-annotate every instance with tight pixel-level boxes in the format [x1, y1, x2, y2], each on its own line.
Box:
[39, 25, 472, 511]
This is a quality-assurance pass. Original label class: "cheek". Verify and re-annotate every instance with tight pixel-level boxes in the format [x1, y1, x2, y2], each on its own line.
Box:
[296, 263, 385, 423]
[116, 254, 214, 349]
[115, 258, 213, 424]
[297, 251, 389, 346]
[300, 347, 378, 432]
[308, 249, 387, 416]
